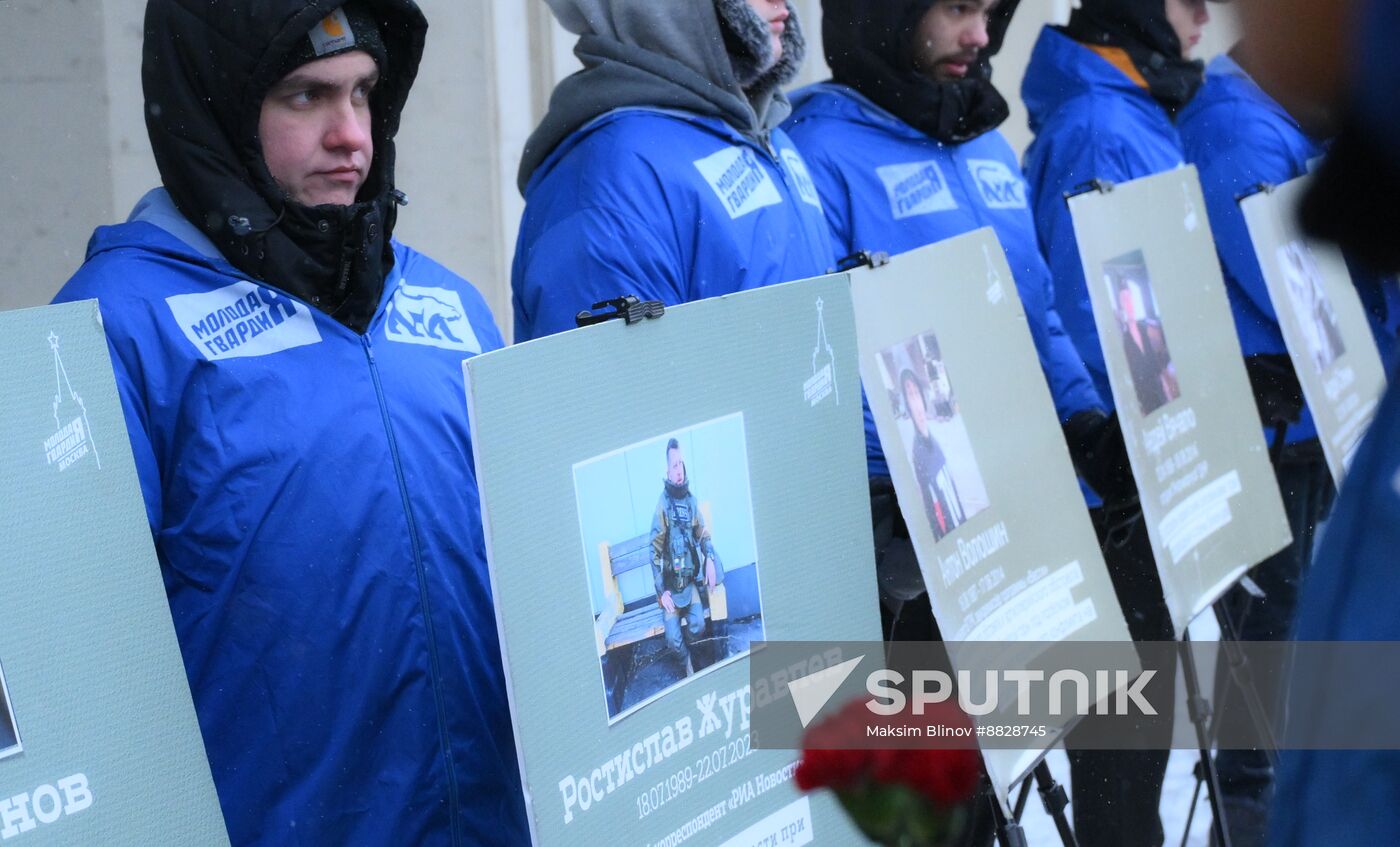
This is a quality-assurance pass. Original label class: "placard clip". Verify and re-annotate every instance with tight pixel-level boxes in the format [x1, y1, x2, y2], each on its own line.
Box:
[1064, 179, 1116, 203]
[832, 250, 891, 274]
[575, 295, 666, 328]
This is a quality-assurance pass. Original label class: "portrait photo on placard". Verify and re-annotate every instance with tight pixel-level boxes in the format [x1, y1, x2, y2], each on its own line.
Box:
[573, 413, 764, 723]
[1277, 240, 1347, 374]
[0, 659, 21, 762]
[1103, 250, 1182, 416]
[878, 331, 991, 542]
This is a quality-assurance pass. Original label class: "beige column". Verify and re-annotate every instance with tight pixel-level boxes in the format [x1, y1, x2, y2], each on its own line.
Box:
[1, 1, 118, 310]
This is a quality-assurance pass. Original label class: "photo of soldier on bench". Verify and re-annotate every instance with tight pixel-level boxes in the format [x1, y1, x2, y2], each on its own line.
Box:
[652, 438, 724, 677]
[575, 414, 765, 722]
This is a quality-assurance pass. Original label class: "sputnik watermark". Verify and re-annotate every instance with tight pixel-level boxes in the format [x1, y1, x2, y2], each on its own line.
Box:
[864, 668, 1156, 717]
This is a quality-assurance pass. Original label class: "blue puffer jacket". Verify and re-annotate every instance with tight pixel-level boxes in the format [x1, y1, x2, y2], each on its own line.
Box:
[1178, 54, 1400, 445]
[1269, 3, 1400, 842]
[512, 109, 836, 341]
[53, 190, 528, 847]
[784, 82, 1103, 478]
[1268, 359, 1400, 846]
[1023, 26, 1187, 410]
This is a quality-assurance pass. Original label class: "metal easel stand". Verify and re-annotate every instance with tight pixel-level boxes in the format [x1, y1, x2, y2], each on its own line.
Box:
[1177, 629, 1233, 847]
[1179, 577, 1283, 847]
[995, 760, 1077, 847]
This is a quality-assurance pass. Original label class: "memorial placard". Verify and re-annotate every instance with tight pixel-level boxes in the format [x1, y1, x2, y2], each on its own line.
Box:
[0, 301, 228, 845]
[465, 277, 878, 846]
[1241, 175, 1389, 482]
[849, 232, 1138, 801]
[1069, 168, 1293, 634]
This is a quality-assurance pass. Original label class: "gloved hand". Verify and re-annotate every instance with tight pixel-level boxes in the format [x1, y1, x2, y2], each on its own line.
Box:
[1063, 408, 1138, 509]
[1243, 354, 1304, 429]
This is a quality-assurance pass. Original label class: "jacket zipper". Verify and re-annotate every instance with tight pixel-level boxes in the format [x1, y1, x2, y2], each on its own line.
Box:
[362, 334, 464, 847]
[749, 130, 832, 267]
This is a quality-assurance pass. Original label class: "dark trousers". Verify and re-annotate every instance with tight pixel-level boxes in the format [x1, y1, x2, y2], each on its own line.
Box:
[1067, 503, 1176, 847]
[869, 478, 997, 846]
[1211, 442, 1334, 847]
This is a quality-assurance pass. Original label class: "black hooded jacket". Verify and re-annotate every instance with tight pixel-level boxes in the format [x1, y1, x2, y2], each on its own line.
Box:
[142, 0, 426, 332]
[1061, 0, 1204, 111]
[822, 0, 1021, 144]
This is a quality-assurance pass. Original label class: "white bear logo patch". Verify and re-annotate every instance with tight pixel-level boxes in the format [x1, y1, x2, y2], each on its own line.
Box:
[385, 284, 481, 353]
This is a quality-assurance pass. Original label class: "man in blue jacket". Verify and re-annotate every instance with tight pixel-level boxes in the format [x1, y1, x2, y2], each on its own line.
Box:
[1177, 41, 1400, 847]
[786, 3, 1170, 842]
[512, 0, 834, 342]
[1022, 1, 1215, 843]
[52, 2, 526, 844]
[782, 0, 1135, 636]
[784, 0, 1105, 469]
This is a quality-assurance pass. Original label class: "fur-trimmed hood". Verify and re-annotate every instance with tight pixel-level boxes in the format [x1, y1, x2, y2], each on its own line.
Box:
[519, 0, 805, 192]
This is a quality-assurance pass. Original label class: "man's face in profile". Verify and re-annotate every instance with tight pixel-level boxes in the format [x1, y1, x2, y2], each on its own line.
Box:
[667, 447, 686, 485]
[1164, 0, 1210, 57]
[743, 0, 790, 68]
[911, 0, 1000, 82]
[259, 50, 379, 206]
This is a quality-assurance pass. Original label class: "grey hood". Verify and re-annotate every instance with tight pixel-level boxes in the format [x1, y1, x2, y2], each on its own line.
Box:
[519, 0, 804, 192]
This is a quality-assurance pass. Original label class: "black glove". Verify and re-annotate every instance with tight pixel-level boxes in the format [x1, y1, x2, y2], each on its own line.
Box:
[1243, 354, 1304, 429]
[1063, 409, 1138, 509]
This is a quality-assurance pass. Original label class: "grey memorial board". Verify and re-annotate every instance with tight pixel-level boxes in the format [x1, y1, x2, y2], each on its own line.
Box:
[465, 277, 877, 846]
[1069, 168, 1293, 635]
[850, 232, 1138, 804]
[1241, 175, 1388, 483]
[0, 301, 228, 845]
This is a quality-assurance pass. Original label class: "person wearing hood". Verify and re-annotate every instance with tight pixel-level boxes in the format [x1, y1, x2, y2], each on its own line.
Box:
[1020, 2, 1218, 844]
[1176, 34, 1400, 847]
[782, 0, 1140, 642]
[52, 2, 527, 843]
[1023, 0, 1213, 406]
[511, 0, 834, 342]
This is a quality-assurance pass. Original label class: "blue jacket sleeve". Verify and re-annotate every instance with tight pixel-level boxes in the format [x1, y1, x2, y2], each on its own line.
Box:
[50, 286, 165, 533]
[1194, 118, 1303, 326]
[513, 205, 685, 341]
[1348, 262, 1400, 360]
[110, 353, 164, 533]
[1036, 270, 1106, 420]
[793, 141, 857, 259]
[1027, 111, 1147, 404]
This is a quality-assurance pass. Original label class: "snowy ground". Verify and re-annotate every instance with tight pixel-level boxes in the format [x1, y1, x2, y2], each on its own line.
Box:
[1020, 615, 1224, 847]
[1018, 749, 1214, 847]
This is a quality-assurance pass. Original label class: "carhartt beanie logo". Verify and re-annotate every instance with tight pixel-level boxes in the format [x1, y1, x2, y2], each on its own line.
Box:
[280, 1, 388, 79]
[309, 8, 357, 57]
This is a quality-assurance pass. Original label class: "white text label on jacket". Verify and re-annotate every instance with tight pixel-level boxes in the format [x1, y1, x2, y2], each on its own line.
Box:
[694, 147, 783, 219]
[166, 281, 322, 361]
[877, 160, 958, 219]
